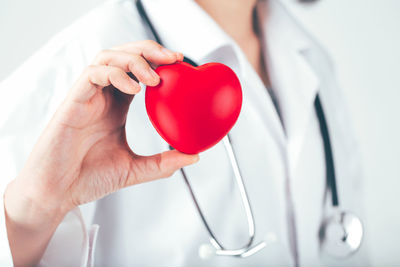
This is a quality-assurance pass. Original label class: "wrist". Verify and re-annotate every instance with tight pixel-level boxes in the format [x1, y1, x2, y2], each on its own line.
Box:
[4, 178, 70, 231]
[4, 179, 72, 267]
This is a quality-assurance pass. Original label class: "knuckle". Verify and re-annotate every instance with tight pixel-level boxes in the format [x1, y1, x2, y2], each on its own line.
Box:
[127, 53, 141, 65]
[128, 56, 148, 75]
[84, 65, 97, 76]
[155, 154, 163, 173]
[128, 56, 146, 71]
[109, 66, 123, 77]
[143, 39, 156, 45]
[94, 49, 110, 63]
[154, 155, 175, 178]
[127, 61, 138, 74]
[142, 39, 160, 49]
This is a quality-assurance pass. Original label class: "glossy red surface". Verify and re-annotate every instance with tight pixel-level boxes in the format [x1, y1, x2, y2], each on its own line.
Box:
[145, 61, 242, 154]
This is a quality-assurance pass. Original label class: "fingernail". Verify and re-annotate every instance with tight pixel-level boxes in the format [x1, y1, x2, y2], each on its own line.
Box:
[175, 52, 184, 61]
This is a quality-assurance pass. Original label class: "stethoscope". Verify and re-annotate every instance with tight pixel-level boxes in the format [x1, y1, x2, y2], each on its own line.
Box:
[136, 0, 363, 260]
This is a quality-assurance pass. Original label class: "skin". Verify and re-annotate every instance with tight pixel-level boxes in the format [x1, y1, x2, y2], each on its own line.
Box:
[196, 0, 270, 87]
[4, 42, 199, 266]
[4, 0, 267, 266]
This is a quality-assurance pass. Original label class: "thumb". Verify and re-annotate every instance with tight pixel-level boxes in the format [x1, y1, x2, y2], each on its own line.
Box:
[126, 150, 199, 186]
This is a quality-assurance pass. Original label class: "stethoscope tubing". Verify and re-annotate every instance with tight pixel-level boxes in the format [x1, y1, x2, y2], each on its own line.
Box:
[135, 0, 362, 259]
[135, 0, 340, 207]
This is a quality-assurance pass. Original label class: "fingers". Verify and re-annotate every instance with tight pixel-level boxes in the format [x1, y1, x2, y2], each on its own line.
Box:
[112, 40, 184, 65]
[125, 150, 199, 186]
[71, 65, 141, 103]
[93, 50, 160, 86]
[70, 40, 183, 103]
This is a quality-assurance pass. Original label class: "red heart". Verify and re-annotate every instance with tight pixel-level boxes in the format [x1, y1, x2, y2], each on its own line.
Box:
[145, 61, 242, 154]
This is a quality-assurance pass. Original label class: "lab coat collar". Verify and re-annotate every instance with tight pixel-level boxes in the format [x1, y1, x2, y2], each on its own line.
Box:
[258, 0, 320, 167]
[140, 0, 236, 65]
[142, 0, 320, 167]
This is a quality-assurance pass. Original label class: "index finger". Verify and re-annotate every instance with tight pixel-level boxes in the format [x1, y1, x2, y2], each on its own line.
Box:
[112, 40, 184, 66]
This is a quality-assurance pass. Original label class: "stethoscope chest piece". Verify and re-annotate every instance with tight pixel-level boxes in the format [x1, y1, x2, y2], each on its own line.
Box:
[319, 210, 363, 258]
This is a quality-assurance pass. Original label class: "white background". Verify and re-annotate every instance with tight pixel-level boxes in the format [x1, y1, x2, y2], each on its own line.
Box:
[0, 0, 399, 266]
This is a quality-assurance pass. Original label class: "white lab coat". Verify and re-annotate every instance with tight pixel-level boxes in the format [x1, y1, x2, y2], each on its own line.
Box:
[0, 0, 369, 266]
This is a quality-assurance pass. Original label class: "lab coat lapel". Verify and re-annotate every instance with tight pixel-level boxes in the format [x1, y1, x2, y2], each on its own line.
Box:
[283, 48, 320, 169]
[260, 0, 319, 169]
[300, 41, 370, 267]
[232, 46, 286, 147]
[299, 46, 355, 209]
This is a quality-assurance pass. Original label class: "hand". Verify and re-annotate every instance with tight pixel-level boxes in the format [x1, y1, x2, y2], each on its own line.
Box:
[4, 40, 199, 266]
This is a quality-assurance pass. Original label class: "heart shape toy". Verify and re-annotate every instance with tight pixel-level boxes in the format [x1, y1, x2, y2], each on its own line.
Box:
[145, 61, 242, 154]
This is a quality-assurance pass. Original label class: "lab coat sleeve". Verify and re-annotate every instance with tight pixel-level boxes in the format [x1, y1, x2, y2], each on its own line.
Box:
[0, 33, 96, 266]
[0, 1, 147, 265]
